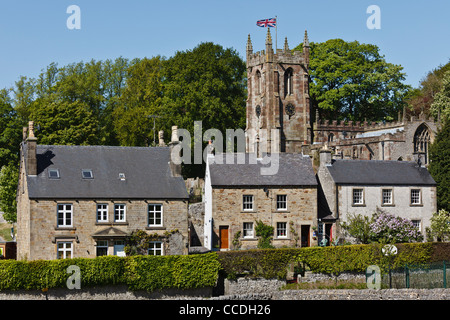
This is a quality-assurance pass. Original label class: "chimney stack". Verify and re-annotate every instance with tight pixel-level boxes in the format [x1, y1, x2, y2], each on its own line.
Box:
[319, 144, 332, 167]
[26, 121, 37, 176]
[158, 130, 165, 147]
[169, 126, 182, 177]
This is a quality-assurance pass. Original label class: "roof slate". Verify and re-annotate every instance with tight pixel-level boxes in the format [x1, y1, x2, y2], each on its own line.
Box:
[325, 159, 436, 185]
[208, 153, 317, 187]
[26, 144, 189, 199]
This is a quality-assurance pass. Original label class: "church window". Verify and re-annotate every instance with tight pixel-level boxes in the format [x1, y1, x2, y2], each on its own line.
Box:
[328, 133, 334, 142]
[284, 68, 293, 97]
[256, 70, 261, 95]
[413, 124, 431, 164]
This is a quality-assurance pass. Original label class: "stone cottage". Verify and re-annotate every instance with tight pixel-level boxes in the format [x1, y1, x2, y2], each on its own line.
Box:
[317, 146, 437, 244]
[16, 122, 189, 260]
[204, 152, 318, 251]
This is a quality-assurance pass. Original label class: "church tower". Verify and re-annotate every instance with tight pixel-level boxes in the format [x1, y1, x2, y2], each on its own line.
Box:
[245, 29, 311, 154]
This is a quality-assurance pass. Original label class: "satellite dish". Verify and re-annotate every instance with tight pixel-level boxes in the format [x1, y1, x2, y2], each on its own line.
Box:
[382, 244, 398, 256]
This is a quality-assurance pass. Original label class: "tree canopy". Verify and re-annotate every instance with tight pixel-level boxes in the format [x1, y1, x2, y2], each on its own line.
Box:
[294, 39, 411, 121]
[407, 61, 450, 119]
[429, 118, 450, 212]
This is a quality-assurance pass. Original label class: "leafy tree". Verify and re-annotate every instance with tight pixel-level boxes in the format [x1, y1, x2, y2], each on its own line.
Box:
[112, 56, 164, 146]
[0, 89, 24, 167]
[429, 209, 450, 242]
[162, 42, 246, 133]
[408, 61, 450, 119]
[340, 212, 372, 244]
[428, 119, 450, 212]
[0, 163, 18, 223]
[162, 42, 246, 177]
[294, 39, 411, 121]
[30, 100, 99, 146]
[430, 70, 450, 121]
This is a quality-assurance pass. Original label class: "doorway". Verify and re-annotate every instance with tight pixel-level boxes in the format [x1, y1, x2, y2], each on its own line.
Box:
[219, 226, 229, 250]
[301, 225, 310, 247]
[325, 224, 332, 246]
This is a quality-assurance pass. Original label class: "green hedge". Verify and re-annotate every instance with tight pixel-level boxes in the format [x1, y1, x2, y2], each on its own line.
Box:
[0, 243, 447, 291]
[0, 253, 221, 291]
[218, 242, 437, 279]
[124, 253, 221, 291]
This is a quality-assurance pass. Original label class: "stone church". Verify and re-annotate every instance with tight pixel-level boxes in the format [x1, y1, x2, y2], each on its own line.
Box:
[245, 28, 439, 165]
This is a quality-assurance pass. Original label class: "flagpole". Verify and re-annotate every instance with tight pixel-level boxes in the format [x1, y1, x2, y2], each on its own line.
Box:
[275, 15, 278, 50]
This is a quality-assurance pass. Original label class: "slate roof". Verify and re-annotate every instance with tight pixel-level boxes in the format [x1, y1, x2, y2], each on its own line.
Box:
[25, 144, 189, 199]
[208, 153, 317, 187]
[325, 159, 436, 186]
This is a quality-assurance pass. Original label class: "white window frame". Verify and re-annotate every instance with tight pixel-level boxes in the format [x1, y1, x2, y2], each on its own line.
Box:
[276, 195, 287, 211]
[97, 204, 108, 222]
[114, 204, 126, 222]
[57, 204, 73, 227]
[243, 195, 254, 211]
[410, 189, 422, 205]
[277, 222, 287, 238]
[148, 241, 163, 256]
[382, 189, 393, 205]
[352, 188, 364, 205]
[148, 204, 163, 227]
[57, 241, 73, 259]
[411, 220, 422, 232]
[243, 222, 254, 238]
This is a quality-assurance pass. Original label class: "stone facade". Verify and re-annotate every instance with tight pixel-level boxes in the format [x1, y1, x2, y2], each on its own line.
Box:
[311, 115, 438, 165]
[210, 186, 317, 250]
[245, 29, 311, 154]
[17, 198, 188, 261]
[16, 124, 189, 261]
[316, 148, 437, 244]
[336, 185, 436, 236]
[245, 31, 440, 165]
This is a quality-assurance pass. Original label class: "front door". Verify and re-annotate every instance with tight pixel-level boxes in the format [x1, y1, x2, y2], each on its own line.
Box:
[219, 226, 229, 250]
[301, 225, 310, 247]
[325, 224, 333, 246]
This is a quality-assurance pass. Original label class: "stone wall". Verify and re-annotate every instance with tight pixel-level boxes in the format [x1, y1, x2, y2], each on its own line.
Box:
[19, 198, 188, 260]
[189, 202, 205, 247]
[212, 186, 318, 250]
[0, 283, 449, 300]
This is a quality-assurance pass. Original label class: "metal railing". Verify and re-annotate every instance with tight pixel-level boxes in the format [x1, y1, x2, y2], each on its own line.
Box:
[380, 261, 449, 289]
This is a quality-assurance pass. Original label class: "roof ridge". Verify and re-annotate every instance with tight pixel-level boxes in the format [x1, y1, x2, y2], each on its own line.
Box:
[37, 144, 169, 150]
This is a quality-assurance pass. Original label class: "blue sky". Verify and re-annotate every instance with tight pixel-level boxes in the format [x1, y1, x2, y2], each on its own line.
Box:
[0, 0, 449, 90]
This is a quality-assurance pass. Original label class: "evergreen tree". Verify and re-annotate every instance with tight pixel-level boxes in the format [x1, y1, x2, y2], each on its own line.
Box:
[429, 119, 450, 212]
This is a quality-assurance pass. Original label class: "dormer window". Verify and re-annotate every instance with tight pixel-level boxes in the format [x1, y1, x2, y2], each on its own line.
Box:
[119, 173, 126, 181]
[48, 169, 60, 179]
[82, 169, 93, 179]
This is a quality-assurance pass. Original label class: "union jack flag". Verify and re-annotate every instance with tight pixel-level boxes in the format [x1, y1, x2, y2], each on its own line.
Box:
[256, 18, 276, 28]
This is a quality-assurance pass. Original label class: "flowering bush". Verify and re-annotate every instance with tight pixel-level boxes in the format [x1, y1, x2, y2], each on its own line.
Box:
[369, 212, 423, 243]
[429, 209, 450, 241]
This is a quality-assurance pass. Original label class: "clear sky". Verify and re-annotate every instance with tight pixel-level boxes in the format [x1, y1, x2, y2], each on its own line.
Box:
[0, 0, 449, 90]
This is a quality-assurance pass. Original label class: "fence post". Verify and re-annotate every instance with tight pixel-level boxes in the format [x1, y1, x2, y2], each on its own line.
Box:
[405, 264, 409, 289]
[444, 261, 447, 289]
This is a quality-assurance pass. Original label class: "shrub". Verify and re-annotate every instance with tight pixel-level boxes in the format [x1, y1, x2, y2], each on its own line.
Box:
[369, 212, 423, 243]
[0, 253, 221, 292]
[218, 242, 437, 279]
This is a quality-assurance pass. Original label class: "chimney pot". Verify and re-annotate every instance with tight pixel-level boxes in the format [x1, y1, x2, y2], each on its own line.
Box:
[26, 121, 38, 176]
